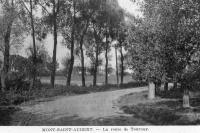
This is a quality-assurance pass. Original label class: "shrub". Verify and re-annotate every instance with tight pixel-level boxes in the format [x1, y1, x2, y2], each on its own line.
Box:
[69, 86, 90, 94]
[157, 89, 182, 99]
[5, 72, 29, 91]
[120, 81, 147, 88]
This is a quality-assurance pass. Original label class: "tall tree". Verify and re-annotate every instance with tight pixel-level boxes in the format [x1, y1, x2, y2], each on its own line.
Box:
[74, 0, 98, 87]
[104, 28, 110, 85]
[127, 10, 164, 99]
[38, 0, 65, 88]
[84, 0, 107, 86]
[66, 0, 76, 87]
[103, 0, 124, 85]
[85, 22, 104, 86]
[115, 44, 119, 86]
[117, 22, 127, 85]
[0, 0, 23, 91]
[92, 24, 104, 86]
[60, 0, 78, 87]
[21, 0, 38, 89]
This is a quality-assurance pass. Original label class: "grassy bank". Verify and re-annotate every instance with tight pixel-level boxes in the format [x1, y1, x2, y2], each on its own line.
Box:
[120, 92, 200, 125]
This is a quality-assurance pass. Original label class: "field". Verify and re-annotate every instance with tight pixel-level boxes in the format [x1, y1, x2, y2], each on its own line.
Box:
[40, 74, 134, 86]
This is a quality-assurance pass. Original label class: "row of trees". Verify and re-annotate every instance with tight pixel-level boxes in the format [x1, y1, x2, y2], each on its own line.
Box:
[3, 0, 198, 108]
[0, 0, 128, 91]
[127, 0, 200, 107]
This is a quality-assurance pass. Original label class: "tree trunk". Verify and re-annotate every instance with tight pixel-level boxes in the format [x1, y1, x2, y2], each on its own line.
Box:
[2, 41, 10, 91]
[148, 81, 155, 99]
[164, 82, 168, 91]
[1, 19, 13, 92]
[115, 46, 119, 86]
[155, 81, 161, 95]
[79, 21, 89, 87]
[0, 70, 6, 92]
[183, 88, 190, 108]
[51, 1, 58, 88]
[67, 53, 74, 87]
[120, 46, 124, 85]
[3, 34, 10, 75]
[30, 0, 37, 90]
[105, 34, 109, 85]
[80, 37, 85, 87]
[93, 44, 99, 87]
[66, 28, 75, 86]
[174, 82, 178, 90]
[66, 2, 75, 87]
[173, 73, 178, 90]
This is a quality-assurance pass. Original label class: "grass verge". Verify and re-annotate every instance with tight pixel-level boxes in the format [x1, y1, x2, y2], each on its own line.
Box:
[120, 92, 200, 125]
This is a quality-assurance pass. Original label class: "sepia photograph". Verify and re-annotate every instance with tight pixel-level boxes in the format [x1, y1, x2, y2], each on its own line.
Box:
[0, 0, 200, 130]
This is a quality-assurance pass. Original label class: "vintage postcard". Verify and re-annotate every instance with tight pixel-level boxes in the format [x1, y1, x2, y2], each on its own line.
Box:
[0, 0, 199, 133]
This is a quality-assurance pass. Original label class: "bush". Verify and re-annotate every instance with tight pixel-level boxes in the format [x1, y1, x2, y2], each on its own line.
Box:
[120, 81, 147, 88]
[5, 72, 30, 91]
[68, 86, 90, 94]
[157, 89, 182, 99]
[0, 92, 10, 105]
[0, 72, 44, 105]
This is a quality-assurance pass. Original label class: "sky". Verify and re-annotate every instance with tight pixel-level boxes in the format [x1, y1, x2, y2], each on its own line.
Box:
[20, 0, 142, 70]
[118, 0, 142, 17]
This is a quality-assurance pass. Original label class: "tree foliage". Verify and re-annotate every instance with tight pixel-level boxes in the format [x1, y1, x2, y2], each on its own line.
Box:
[128, 0, 200, 85]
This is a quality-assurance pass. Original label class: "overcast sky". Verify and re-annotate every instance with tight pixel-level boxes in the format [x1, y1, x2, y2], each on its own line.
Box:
[19, 0, 142, 70]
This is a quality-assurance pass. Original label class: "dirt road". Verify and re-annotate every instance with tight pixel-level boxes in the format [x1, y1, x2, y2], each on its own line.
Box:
[19, 87, 148, 125]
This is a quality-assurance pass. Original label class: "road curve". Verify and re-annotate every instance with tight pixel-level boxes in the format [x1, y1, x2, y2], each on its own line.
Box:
[21, 87, 147, 121]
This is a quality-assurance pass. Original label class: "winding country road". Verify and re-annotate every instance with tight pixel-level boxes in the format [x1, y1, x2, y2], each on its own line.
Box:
[19, 87, 147, 125]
